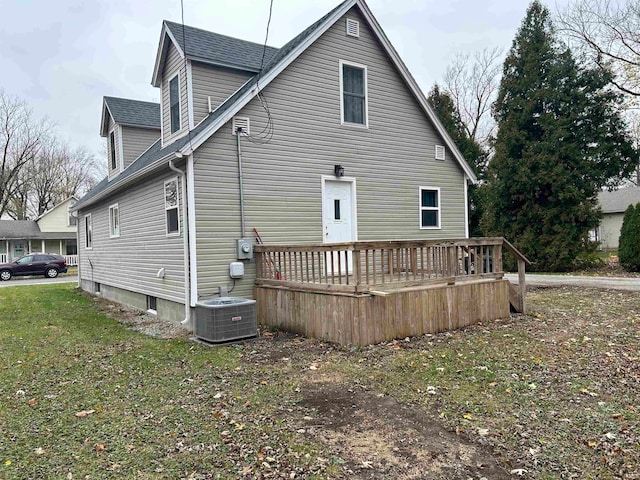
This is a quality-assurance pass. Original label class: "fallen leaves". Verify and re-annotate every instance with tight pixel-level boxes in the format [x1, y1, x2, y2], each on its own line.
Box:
[74, 409, 95, 418]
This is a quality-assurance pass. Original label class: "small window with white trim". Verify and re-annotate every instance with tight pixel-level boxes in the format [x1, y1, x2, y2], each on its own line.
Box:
[68, 206, 77, 226]
[109, 131, 117, 170]
[340, 61, 368, 126]
[169, 73, 181, 134]
[109, 203, 120, 238]
[84, 214, 93, 248]
[419, 187, 441, 229]
[164, 178, 180, 235]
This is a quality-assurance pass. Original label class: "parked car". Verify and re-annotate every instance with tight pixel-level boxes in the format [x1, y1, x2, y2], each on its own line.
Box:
[0, 254, 68, 281]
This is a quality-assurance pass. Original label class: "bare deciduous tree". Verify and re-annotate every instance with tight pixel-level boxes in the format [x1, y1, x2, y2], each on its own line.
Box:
[443, 47, 503, 147]
[0, 90, 50, 219]
[557, 0, 640, 98]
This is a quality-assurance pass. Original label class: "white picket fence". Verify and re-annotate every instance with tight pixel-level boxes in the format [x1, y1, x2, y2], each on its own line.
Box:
[0, 254, 6, 263]
[64, 255, 78, 266]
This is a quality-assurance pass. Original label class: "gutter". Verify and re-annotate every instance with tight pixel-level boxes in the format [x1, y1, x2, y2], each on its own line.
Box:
[168, 157, 192, 328]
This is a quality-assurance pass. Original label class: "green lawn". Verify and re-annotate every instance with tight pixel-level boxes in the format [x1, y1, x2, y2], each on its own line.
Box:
[1, 284, 638, 479]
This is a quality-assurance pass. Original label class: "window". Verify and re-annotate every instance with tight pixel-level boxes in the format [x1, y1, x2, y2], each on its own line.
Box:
[109, 204, 120, 238]
[169, 74, 181, 134]
[109, 131, 117, 170]
[340, 61, 367, 126]
[95, 282, 101, 294]
[67, 206, 77, 226]
[17, 256, 33, 264]
[164, 179, 179, 235]
[419, 187, 441, 229]
[147, 295, 157, 313]
[84, 214, 92, 248]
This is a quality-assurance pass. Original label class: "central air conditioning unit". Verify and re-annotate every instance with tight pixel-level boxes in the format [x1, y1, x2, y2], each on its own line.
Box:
[194, 297, 257, 343]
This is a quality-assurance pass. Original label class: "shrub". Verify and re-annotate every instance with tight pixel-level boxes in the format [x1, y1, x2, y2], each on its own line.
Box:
[618, 203, 640, 272]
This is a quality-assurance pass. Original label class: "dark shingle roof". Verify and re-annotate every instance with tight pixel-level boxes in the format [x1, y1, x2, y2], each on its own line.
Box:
[77, 0, 352, 212]
[104, 97, 161, 129]
[164, 21, 280, 71]
[599, 186, 640, 214]
[0, 220, 41, 239]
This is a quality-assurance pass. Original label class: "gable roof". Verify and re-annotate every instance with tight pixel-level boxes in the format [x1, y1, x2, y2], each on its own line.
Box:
[151, 21, 280, 87]
[100, 97, 161, 136]
[34, 196, 78, 222]
[599, 186, 640, 214]
[76, 0, 477, 212]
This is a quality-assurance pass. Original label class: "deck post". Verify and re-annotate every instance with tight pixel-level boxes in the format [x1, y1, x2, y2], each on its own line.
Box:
[255, 249, 263, 280]
[353, 247, 361, 289]
[517, 258, 526, 314]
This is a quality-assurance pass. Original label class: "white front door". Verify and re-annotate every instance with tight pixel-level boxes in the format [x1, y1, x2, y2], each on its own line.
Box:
[323, 179, 356, 274]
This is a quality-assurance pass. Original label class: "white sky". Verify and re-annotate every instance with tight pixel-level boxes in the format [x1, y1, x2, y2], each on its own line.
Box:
[0, 0, 569, 159]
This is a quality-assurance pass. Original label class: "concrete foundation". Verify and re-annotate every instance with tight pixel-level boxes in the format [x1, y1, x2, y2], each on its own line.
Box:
[80, 278, 187, 325]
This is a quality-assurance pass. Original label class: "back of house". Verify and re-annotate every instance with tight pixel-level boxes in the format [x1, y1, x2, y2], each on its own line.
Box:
[73, 0, 476, 324]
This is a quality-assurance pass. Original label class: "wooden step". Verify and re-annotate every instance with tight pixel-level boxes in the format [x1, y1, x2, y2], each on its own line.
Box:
[508, 282, 523, 313]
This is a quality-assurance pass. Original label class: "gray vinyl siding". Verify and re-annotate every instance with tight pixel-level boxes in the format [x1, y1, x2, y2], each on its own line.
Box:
[106, 117, 121, 179]
[161, 41, 189, 144]
[77, 169, 185, 304]
[191, 62, 252, 125]
[121, 126, 160, 169]
[192, 7, 468, 299]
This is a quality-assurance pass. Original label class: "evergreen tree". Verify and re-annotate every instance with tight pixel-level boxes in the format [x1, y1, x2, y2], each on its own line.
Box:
[485, 1, 637, 271]
[619, 203, 640, 272]
[428, 85, 487, 236]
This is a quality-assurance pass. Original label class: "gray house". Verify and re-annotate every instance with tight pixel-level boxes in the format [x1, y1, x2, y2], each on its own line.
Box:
[596, 186, 640, 249]
[73, 0, 478, 325]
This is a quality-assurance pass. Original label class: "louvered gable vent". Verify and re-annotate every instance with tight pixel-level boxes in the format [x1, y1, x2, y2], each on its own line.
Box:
[435, 145, 445, 161]
[232, 116, 250, 136]
[346, 18, 360, 38]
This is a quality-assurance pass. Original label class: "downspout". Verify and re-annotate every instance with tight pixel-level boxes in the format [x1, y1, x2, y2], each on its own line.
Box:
[236, 131, 246, 238]
[169, 157, 191, 327]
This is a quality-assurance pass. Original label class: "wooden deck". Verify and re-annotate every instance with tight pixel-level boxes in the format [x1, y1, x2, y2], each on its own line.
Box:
[254, 238, 530, 346]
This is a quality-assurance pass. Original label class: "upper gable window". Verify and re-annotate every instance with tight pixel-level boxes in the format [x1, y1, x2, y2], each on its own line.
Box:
[164, 178, 180, 235]
[169, 74, 181, 134]
[109, 131, 117, 170]
[340, 61, 368, 127]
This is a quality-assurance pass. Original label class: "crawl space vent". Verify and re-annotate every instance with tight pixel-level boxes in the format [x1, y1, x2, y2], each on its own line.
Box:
[232, 117, 250, 136]
[435, 145, 446, 161]
[346, 18, 360, 38]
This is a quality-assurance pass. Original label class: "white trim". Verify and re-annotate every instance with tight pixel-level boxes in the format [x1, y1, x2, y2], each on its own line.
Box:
[118, 124, 124, 172]
[419, 186, 441, 230]
[164, 177, 181, 236]
[355, 0, 477, 183]
[84, 213, 93, 249]
[463, 177, 469, 238]
[108, 128, 118, 173]
[186, 155, 198, 307]
[168, 70, 182, 135]
[179, 0, 356, 156]
[320, 175, 358, 243]
[152, 24, 185, 87]
[160, 80, 165, 147]
[109, 203, 120, 238]
[339, 60, 369, 128]
[186, 59, 194, 129]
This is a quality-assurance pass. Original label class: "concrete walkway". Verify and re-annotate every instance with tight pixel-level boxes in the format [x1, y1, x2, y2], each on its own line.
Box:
[0, 276, 78, 288]
[504, 273, 640, 291]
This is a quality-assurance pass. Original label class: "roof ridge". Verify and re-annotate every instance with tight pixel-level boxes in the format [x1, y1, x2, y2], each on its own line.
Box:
[163, 20, 279, 51]
[104, 96, 160, 106]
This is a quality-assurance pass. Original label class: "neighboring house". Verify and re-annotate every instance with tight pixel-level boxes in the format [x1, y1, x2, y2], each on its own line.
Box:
[595, 186, 640, 249]
[73, 0, 478, 324]
[0, 197, 79, 264]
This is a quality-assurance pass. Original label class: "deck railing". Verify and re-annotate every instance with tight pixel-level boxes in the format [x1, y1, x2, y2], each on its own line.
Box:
[0, 254, 6, 263]
[64, 255, 78, 266]
[255, 237, 530, 312]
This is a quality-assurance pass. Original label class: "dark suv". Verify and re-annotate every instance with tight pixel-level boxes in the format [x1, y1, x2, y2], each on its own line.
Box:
[0, 254, 68, 281]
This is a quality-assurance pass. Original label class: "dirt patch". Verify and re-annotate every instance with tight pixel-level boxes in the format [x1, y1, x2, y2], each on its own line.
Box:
[90, 293, 190, 340]
[299, 382, 511, 479]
